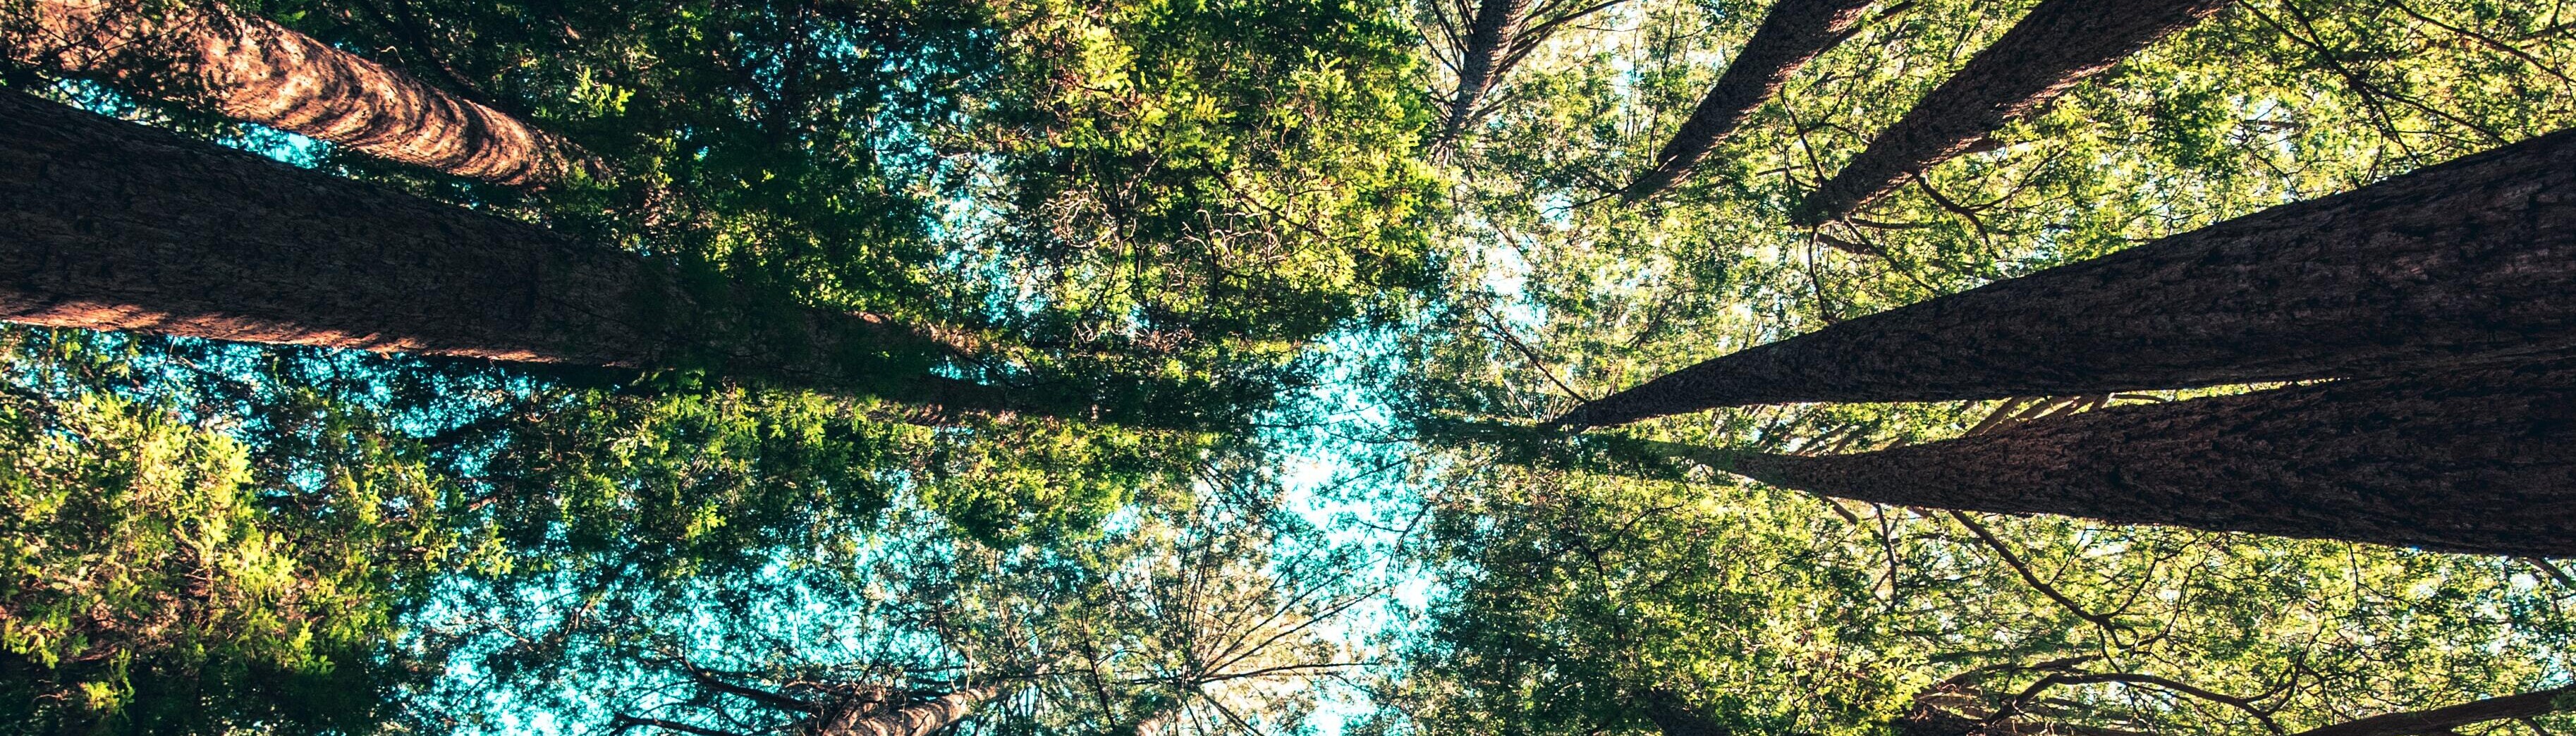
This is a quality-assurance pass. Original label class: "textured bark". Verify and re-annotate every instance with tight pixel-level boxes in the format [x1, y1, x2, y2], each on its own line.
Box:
[1551, 125, 2576, 429]
[2288, 686, 2574, 736]
[1793, 0, 2230, 223]
[1640, 690, 1731, 736]
[1621, 0, 1876, 201]
[0, 90, 1087, 419]
[808, 687, 992, 736]
[1719, 364, 2576, 558]
[1441, 0, 1534, 139]
[3, 0, 589, 185]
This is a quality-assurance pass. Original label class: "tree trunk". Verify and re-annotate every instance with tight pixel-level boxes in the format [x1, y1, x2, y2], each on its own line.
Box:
[2288, 686, 2573, 736]
[1705, 364, 2576, 558]
[1441, 0, 1534, 140]
[1550, 125, 2576, 429]
[1621, 0, 1876, 201]
[1793, 0, 2230, 224]
[808, 687, 994, 736]
[0, 89, 1189, 425]
[3, 0, 590, 185]
[1639, 689, 1730, 736]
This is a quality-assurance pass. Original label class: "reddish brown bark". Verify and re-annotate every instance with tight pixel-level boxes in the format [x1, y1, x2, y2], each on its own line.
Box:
[1551, 125, 2576, 429]
[1793, 0, 2230, 224]
[1442, 0, 1536, 139]
[1714, 364, 2576, 558]
[2288, 686, 2574, 736]
[808, 687, 993, 736]
[1622, 0, 1876, 201]
[3, 0, 590, 185]
[0, 90, 1168, 422]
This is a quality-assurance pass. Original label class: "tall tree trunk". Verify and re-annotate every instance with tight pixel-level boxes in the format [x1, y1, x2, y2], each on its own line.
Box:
[809, 687, 994, 736]
[0, 90, 1192, 426]
[1793, 0, 2230, 224]
[3, 0, 590, 185]
[1441, 0, 1534, 140]
[1621, 0, 1877, 201]
[1695, 364, 2576, 558]
[1550, 125, 2576, 430]
[2288, 686, 2574, 736]
[1639, 689, 1730, 736]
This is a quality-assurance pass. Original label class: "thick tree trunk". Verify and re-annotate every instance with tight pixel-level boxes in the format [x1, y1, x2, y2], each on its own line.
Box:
[1709, 364, 2576, 558]
[3, 0, 589, 185]
[808, 687, 994, 736]
[1551, 125, 2576, 429]
[2288, 686, 2573, 736]
[1441, 0, 1534, 140]
[1793, 0, 2229, 224]
[1621, 0, 1876, 201]
[1639, 690, 1730, 736]
[0, 90, 1164, 423]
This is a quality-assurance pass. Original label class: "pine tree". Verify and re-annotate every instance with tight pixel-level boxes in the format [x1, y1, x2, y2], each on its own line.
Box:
[0, 90, 1221, 427]
[1554, 125, 2576, 429]
[1695, 364, 2576, 558]
[1620, 0, 1877, 201]
[1794, 0, 2231, 224]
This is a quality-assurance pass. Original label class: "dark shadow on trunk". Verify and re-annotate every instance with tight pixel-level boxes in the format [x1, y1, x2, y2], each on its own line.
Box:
[1701, 363, 2576, 558]
[2288, 686, 2575, 736]
[0, 90, 1226, 429]
[1554, 125, 2576, 429]
[1620, 0, 1879, 201]
[1793, 0, 2230, 224]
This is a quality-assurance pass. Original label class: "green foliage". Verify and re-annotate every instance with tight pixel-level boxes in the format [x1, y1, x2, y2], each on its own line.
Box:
[965, 0, 1442, 345]
[0, 336, 442, 734]
[1404, 0, 2576, 430]
[11, 0, 2576, 732]
[1388, 470, 2576, 736]
[1393, 472, 1905, 736]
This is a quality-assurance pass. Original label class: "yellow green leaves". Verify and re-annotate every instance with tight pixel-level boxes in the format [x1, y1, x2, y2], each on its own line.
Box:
[0, 393, 347, 715]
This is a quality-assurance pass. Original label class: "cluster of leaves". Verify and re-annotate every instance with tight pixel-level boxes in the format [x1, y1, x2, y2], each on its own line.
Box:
[1403, 0, 2576, 428]
[0, 329, 461, 734]
[1383, 0, 2576, 732]
[405, 459, 1373, 736]
[1384, 468, 2576, 736]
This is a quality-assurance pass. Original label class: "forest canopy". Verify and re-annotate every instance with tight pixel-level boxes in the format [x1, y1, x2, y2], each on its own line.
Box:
[2, 0, 2575, 733]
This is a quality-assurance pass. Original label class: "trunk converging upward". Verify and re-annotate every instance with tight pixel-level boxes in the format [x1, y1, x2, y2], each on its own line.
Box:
[1441, 0, 1537, 140]
[1703, 364, 2576, 558]
[1552, 125, 2576, 429]
[1621, 0, 1878, 201]
[2286, 686, 2575, 736]
[1793, 0, 2230, 224]
[3, 0, 591, 185]
[1639, 690, 1732, 736]
[0, 90, 1214, 427]
[616, 677, 995, 736]
[809, 686, 995, 736]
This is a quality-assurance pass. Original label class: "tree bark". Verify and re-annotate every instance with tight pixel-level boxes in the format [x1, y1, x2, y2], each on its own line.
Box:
[0, 89, 1185, 424]
[1707, 364, 2576, 558]
[1639, 689, 1730, 736]
[1793, 0, 2230, 224]
[3, 0, 590, 185]
[1621, 0, 1877, 201]
[1441, 0, 1534, 140]
[2288, 686, 2573, 736]
[808, 687, 994, 736]
[1551, 125, 2576, 429]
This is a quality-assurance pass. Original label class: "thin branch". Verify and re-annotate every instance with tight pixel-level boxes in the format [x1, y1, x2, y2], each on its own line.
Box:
[1948, 511, 2125, 633]
[1475, 302, 1594, 403]
[610, 714, 752, 736]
